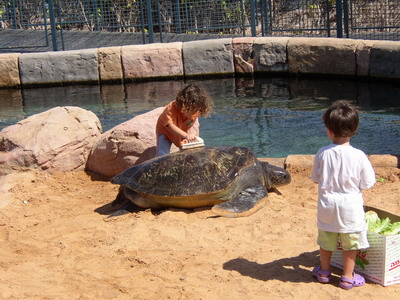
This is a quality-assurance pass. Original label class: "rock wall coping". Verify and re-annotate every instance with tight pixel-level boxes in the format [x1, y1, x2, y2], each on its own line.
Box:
[284, 154, 400, 169]
[19, 49, 99, 87]
[1, 37, 400, 88]
[0, 53, 20, 88]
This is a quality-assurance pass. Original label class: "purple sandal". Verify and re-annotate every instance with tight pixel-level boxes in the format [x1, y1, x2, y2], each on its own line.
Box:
[312, 265, 331, 283]
[339, 273, 365, 290]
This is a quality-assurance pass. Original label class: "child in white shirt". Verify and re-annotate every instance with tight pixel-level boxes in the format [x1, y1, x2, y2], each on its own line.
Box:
[311, 100, 376, 290]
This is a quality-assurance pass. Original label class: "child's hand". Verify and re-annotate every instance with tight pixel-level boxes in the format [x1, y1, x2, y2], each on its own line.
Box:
[184, 133, 198, 143]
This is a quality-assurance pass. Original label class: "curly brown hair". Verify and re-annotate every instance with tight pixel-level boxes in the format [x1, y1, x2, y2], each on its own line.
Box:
[175, 84, 212, 117]
[323, 100, 359, 138]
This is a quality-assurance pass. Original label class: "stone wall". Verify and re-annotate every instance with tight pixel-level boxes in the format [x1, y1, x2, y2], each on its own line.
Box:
[1, 37, 400, 88]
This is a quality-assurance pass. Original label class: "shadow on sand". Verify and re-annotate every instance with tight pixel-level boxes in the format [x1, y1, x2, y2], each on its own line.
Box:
[223, 251, 335, 283]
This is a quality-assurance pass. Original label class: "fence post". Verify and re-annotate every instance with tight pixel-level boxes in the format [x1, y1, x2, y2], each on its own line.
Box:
[146, 0, 154, 43]
[261, 0, 269, 36]
[343, 0, 349, 38]
[326, 0, 331, 37]
[250, 0, 257, 36]
[175, 0, 182, 33]
[93, 0, 99, 31]
[336, 0, 343, 38]
[47, 0, 58, 51]
[10, 0, 17, 29]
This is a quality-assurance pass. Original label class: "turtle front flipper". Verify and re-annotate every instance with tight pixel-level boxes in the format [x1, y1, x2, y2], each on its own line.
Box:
[108, 201, 140, 218]
[211, 183, 268, 218]
[108, 187, 142, 218]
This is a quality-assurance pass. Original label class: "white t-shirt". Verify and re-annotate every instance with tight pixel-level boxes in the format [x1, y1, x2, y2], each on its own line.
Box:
[311, 144, 376, 233]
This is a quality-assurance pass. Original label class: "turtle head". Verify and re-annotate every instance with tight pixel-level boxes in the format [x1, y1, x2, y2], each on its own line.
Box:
[260, 162, 291, 189]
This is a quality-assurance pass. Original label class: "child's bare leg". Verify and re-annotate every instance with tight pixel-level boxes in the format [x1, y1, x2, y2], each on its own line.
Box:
[320, 247, 332, 273]
[339, 249, 366, 289]
[342, 250, 357, 280]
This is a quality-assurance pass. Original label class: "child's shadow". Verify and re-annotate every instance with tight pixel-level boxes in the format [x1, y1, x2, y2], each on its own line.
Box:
[223, 250, 327, 283]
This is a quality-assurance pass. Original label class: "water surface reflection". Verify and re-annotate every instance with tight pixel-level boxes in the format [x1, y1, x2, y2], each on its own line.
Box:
[0, 77, 399, 157]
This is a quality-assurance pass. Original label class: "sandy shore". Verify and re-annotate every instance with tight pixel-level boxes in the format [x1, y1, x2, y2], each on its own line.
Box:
[0, 164, 399, 299]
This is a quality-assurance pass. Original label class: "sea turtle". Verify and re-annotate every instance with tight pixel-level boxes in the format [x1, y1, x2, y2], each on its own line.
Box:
[110, 146, 291, 218]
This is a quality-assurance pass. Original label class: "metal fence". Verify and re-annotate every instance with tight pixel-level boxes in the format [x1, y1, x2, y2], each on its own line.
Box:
[266, 0, 400, 40]
[0, 0, 399, 52]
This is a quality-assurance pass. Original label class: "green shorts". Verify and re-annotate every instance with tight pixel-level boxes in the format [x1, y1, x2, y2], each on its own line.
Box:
[317, 229, 370, 251]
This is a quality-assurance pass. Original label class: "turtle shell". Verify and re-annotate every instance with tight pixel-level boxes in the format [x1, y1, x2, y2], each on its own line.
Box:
[111, 146, 258, 197]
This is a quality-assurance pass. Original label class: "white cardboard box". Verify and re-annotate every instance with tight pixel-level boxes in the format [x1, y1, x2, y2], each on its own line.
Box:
[331, 206, 400, 286]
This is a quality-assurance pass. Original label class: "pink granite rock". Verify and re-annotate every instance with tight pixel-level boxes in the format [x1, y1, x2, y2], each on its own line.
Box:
[86, 107, 200, 178]
[369, 154, 399, 168]
[98, 46, 123, 83]
[233, 37, 255, 74]
[0, 106, 102, 175]
[284, 155, 315, 169]
[121, 43, 183, 80]
[0, 53, 21, 88]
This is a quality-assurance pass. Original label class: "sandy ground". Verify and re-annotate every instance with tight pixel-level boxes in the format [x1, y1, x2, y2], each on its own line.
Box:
[0, 164, 399, 300]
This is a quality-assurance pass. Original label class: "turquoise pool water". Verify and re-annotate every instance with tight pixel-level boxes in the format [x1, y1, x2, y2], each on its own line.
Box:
[0, 76, 399, 157]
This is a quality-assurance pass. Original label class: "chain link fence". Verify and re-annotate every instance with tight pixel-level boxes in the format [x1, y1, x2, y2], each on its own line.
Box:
[265, 0, 400, 40]
[0, 0, 399, 52]
[348, 0, 400, 40]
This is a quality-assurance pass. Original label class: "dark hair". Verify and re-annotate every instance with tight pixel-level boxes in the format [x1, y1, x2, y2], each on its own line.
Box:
[323, 100, 359, 138]
[175, 84, 212, 117]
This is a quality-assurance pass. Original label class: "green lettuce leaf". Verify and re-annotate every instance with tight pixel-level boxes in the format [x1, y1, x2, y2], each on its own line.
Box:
[365, 210, 394, 234]
[381, 222, 400, 236]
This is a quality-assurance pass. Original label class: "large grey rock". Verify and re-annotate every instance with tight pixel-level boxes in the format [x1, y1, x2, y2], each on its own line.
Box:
[183, 38, 234, 77]
[288, 38, 358, 76]
[0, 106, 102, 175]
[370, 41, 400, 80]
[19, 49, 99, 86]
[86, 107, 199, 178]
[356, 40, 374, 77]
[254, 37, 289, 73]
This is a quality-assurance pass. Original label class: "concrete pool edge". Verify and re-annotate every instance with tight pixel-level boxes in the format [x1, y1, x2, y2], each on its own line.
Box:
[1, 37, 400, 88]
[260, 154, 400, 169]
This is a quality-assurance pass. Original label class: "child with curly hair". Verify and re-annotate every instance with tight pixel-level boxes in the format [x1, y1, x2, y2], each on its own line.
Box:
[156, 84, 212, 156]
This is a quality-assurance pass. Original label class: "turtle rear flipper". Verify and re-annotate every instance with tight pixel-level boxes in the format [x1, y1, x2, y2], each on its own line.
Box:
[211, 183, 268, 218]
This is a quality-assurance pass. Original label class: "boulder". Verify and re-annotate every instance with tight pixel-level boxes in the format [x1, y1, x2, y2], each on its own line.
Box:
[232, 37, 255, 75]
[182, 38, 234, 77]
[0, 106, 102, 175]
[369, 154, 399, 168]
[370, 41, 400, 80]
[0, 53, 21, 88]
[284, 154, 399, 170]
[86, 107, 200, 178]
[288, 37, 358, 76]
[254, 37, 289, 73]
[284, 155, 315, 170]
[121, 43, 184, 81]
[98, 46, 123, 83]
[19, 49, 99, 86]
